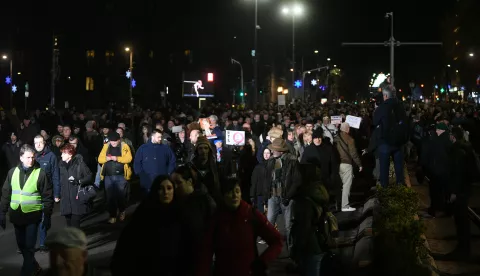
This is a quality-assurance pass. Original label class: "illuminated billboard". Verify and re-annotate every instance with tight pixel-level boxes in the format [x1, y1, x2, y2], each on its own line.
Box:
[182, 72, 215, 98]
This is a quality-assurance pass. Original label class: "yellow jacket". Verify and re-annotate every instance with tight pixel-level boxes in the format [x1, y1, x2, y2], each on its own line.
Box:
[98, 142, 133, 180]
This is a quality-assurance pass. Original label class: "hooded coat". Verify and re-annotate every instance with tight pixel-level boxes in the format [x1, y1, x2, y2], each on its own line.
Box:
[290, 183, 330, 260]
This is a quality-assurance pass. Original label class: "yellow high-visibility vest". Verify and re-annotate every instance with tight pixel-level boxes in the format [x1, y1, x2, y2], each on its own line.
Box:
[10, 168, 42, 213]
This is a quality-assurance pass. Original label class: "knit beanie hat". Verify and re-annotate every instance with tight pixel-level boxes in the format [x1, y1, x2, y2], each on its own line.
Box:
[196, 136, 214, 152]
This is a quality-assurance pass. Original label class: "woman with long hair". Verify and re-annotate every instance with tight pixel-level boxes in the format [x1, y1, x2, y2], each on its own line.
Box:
[111, 175, 183, 276]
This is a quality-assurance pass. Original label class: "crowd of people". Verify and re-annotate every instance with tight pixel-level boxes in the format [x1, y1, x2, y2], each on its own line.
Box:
[0, 86, 478, 275]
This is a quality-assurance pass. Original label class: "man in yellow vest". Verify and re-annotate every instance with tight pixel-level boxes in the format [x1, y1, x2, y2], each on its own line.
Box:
[0, 144, 53, 276]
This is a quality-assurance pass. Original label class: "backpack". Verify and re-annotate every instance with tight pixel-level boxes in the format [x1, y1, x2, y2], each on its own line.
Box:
[384, 102, 409, 147]
[305, 197, 338, 250]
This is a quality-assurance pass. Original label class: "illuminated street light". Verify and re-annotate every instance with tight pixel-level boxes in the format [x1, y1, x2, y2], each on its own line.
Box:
[2, 55, 6, 60]
[314, 50, 319, 54]
[327, 58, 331, 61]
[125, 47, 134, 107]
[290, 68, 294, 72]
[447, 64, 451, 67]
[282, 3, 304, 98]
[469, 52, 474, 57]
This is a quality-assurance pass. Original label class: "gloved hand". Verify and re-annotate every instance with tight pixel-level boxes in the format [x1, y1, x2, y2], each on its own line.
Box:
[42, 215, 51, 231]
[0, 213, 6, 230]
[282, 198, 290, 207]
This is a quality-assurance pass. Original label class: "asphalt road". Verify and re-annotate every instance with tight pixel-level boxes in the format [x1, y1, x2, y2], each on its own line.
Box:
[0, 195, 294, 276]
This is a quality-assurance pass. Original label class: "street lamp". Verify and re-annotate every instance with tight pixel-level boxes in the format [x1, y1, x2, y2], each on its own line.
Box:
[2, 54, 13, 108]
[125, 47, 133, 107]
[231, 58, 244, 105]
[314, 50, 319, 54]
[281, 3, 304, 98]
[469, 52, 474, 57]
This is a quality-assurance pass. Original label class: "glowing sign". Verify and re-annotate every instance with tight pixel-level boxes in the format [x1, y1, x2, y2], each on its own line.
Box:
[126, 70, 131, 79]
[372, 73, 387, 88]
[5, 76, 11, 84]
[12, 85, 17, 93]
[193, 80, 204, 97]
[131, 79, 136, 88]
[207, 73, 214, 82]
[311, 79, 317, 86]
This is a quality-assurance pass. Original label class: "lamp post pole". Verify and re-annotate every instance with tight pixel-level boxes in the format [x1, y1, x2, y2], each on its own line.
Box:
[9, 59, 13, 109]
[129, 50, 133, 108]
[253, 0, 258, 106]
[342, 12, 442, 88]
[231, 58, 244, 105]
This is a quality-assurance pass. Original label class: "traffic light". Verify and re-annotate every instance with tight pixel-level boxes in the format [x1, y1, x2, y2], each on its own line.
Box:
[240, 92, 244, 97]
[259, 90, 263, 94]
[244, 93, 247, 96]
[440, 88, 445, 93]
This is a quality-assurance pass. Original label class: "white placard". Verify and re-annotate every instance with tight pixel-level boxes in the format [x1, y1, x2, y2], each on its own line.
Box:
[345, 115, 362, 129]
[331, 115, 342, 125]
[172, 126, 183, 133]
[278, 95, 286, 106]
[225, 130, 245, 146]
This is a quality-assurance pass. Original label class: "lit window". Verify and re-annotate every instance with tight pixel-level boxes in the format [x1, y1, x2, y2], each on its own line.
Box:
[105, 51, 114, 57]
[453, 27, 460, 33]
[455, 41, 460, 46]
[149, 50, 154, 58]
[453, 56, 459, 61]
[86, 50, 95, 58]
[184, 50, 191, 56]
[86, 77, 94, 91]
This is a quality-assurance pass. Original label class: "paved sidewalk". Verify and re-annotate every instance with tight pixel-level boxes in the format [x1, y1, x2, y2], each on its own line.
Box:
[410, 170, 480, 275]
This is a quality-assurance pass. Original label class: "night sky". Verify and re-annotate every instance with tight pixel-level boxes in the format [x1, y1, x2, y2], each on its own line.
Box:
[0, 0, 448, 107]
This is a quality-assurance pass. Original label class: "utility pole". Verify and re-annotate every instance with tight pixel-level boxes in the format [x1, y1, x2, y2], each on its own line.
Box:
[231, 58, 244, 105]
[253, 0, 259, 106]
[129, 50, 133, 108]
[50, 35, 59, 108]
[342, 12, 442, 87]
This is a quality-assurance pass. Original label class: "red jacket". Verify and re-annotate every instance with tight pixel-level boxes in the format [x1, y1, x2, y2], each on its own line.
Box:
[196, 200, 283, 276]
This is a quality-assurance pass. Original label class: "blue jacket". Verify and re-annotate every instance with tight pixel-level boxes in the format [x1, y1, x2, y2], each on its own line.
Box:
[134, 140, 176, 190]
[36, 148, 60, 198]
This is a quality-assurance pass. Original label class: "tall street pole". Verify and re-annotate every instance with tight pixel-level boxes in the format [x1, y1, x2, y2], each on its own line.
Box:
[50, 36, 58, 108]
[342, 12, 442, 89]
[253, 0, 258, 106]
[9, 59, 13, 109]
[129, 50, 133, 108]
[292, 13, 295, 100]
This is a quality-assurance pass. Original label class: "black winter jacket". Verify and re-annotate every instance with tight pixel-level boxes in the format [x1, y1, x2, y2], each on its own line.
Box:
[59, 155, 93, 216]
[264, 153, 302, 199]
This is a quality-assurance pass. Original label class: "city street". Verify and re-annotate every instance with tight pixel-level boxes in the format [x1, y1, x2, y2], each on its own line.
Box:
[0, 194, 295, 276]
